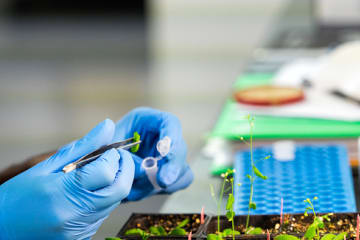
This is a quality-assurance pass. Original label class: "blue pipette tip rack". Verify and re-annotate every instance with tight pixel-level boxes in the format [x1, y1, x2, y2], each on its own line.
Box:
[234, 144, 356, 215]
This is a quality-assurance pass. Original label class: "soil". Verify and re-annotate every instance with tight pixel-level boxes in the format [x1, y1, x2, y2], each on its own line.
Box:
[206, 213, 358, 239]
[117, 213, 359, 239]
[206, 215, 282, 234]
[118, 213, 203, 238]
[280, 213, 357, 238]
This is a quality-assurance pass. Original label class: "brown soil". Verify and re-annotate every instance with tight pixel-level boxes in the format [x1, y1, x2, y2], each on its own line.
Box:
[120, 213, 202, 234]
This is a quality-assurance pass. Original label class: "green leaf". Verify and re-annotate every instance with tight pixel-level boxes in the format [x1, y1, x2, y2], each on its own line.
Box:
[157, 226, 167, 236]
[249, 202, 257, 210]
[253, 166, 268, 180]
[304, 224, 317, 240]
[131, 132, 141, 153]
[264, 155, 271, 160]
[333, 232, 347, 240]
[246, 227, 263, 235]
[124, 228, 144, 236]
[274, 234, 300, 240]
[149, 226, 160, 236]
[320, 234, 336, 240]
[177, 218, 189, 228]
[314, 217, 325, 229]
[246, 174, 252, 180]
[226, 194, 234, 210]
[222, 228, 240, 236]
[226, 210, 235, 221]
[149, 226, 167, 236]
[207, 234, 223, 240]
[169, 227, 187, 236]
[105, 238, 122, 240]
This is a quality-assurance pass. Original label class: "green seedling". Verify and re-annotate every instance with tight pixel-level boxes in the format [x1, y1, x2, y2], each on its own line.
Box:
[320, 234, 337, 240]
[245, 226, 263, 235]
[240, 115, 269, 230]
[168, 218, 189, 236]
[225, 173, 236, 240]
[274, 234, 300, 240]
[124, 218, 189, 239]
[105, 238, 122, 240]
[131, 131, 141, 153]
[303, 197, 334, 240]
[124, 228, 149, 240]
[210, 168, 239, 239]
[206, 228, 240, 240]
[210, 169, 234, 235]
[207, 233, 224, 240]
[149, 226, 167, 236]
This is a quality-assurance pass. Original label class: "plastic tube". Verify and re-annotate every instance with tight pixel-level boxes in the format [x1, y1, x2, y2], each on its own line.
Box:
[142, 136, 172, 190]
[142, 156, 162, 190]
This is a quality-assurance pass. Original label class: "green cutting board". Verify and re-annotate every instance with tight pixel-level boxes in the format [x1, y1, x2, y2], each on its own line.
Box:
[211, 73, 360, 139]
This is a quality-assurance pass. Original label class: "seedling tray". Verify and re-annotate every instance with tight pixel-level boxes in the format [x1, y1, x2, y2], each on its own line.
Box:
[234, 144, 356, 214]
[205, 213, 358, 239]
[117, 213, 209, 239]
[116, 213, 359, 239]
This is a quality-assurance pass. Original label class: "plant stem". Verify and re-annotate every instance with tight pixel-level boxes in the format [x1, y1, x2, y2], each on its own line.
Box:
[231, 179, 235, 240]
[218, 175, 227, 234]
[246, 120, 254, 230]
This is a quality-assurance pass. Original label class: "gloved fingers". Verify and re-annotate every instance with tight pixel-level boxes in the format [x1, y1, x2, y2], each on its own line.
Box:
[124, 165, 193, 202]
[162, 165, 194, 193]
[113, 107, 163, 141]
[130, 153, 146, 179]
[74, 148, 120, 191]
[123, 177, 157, 201]
[94, 149, 135, 208]
[157, 138, 188, 188]
[43, 119, 115, 173]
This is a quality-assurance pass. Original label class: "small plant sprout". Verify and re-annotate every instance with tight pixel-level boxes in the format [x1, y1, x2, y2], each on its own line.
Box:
[243, 115, 269, 231]
[201, 206, 205, 225]
[357, 214, 360, 240]
[225, 175, 236, 240]
[303, 197, 334, 240]
[125, 218, 190, 238]
[210, 168, 236, 237]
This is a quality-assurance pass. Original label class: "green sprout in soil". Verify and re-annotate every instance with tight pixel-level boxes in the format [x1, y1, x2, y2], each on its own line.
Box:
[240, 115, 269, 230]
[225, 172, 236, 240]
[303, 197, 328, 240]
[274, 232, 347, 240]
[275, 197, 346, 240]
[124, 218, 189, 239]
[130, 131, 141, 153]
[210, 168, 238, 240]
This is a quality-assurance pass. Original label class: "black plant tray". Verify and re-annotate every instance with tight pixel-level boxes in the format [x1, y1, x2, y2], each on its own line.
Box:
[117, 213, 358, 239]
[205, 213, 358, 239]
[117, 213, 210, 239]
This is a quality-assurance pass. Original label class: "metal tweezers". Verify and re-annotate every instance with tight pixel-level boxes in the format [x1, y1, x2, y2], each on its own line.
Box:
[62, 137, 141, 173]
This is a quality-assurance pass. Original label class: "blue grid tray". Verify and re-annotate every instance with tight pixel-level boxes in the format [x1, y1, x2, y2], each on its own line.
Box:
[234, 144, 356, 215]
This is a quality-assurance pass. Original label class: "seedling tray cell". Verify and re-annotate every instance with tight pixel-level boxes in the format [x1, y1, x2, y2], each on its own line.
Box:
[234, 144, 356, 214]
[117, 213, 207, 239]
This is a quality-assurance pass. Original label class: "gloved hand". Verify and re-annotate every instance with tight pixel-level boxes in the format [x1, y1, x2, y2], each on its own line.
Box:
[0, 119, 135, 240]
[113, 107, 193, 201]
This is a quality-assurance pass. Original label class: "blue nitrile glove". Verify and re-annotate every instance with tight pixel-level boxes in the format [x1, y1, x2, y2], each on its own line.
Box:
[0, 119, 135, 240]
[113, 107, 193, 201]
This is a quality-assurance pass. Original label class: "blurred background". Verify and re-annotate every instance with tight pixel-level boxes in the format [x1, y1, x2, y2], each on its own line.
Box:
[2, 0, 360, 239]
